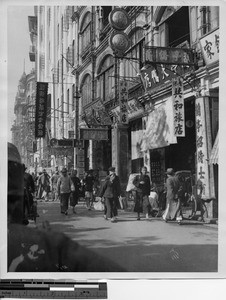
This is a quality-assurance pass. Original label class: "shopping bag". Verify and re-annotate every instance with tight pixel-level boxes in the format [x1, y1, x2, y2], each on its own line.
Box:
[94, 199, 105, 211]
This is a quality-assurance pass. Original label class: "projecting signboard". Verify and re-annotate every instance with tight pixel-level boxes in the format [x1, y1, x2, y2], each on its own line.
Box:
[199, 28, 219, 65]
[80, 128, 109, 140]
[144, 46, 194, 65]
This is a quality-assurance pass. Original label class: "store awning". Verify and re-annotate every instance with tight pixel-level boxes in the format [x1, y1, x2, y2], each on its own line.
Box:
[209, 132, 218, 165]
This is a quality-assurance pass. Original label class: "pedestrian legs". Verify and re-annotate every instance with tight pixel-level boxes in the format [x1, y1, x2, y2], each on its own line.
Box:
[143, 195, 150, 219]
[60, 193, 70, 215]
[85, 191, 93, 210]
[105, 197, 116, 221]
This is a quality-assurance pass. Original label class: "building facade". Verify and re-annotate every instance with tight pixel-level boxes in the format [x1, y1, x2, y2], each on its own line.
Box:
[11, 69, 36, 171]
[29, 5, 219, 217]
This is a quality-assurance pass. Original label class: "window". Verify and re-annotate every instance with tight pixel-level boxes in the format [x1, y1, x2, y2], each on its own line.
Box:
[80, 12, 91, 52]
[100, 6, 112, 27]
[57, 23, 59, 46]
[67, 88, 70, 113]
[200, 6, 219, 36]
[57, 98, 59, 119]
[159, 7, 190, 47]
[123, 28, 145, 89]
[72, 40, 75, 66]
[81, 75, 92, 107]
[72, 84, 75, 111]
[97, 55, 114, 102]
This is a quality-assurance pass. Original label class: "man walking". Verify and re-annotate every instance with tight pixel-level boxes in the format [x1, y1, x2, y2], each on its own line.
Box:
[99, 167, 122, 223]
[57, 168, 75, 215]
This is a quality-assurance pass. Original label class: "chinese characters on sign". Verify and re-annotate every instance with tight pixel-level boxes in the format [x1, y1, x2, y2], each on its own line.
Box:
[144, 46, 194, 65]
[80, 128, 109, 140]
[35, 82, 48, 138]
[195, 97, 210, 199]
[172, 77, 185, 137]
[140, 64, 191, 94]
[119, 80, 129, 124]
[200, 28, 219, 65]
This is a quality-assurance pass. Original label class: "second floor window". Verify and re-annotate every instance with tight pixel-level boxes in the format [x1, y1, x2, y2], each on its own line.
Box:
[123, 28, 145, 89]
[97, 55, 114, 102]
[81, 12, 91, 52]
[81, 74, 92, 107]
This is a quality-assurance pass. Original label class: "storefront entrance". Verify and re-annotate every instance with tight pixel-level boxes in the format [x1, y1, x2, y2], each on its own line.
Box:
[165, 97, 196, 173]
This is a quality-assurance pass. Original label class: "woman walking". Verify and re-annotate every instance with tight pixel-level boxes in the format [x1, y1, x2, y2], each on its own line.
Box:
[99, 167, 121, 223]
[133, 166, 151, 220]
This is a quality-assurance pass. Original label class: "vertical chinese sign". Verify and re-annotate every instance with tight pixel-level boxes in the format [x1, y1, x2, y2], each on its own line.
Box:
[35, 82, 48, 138]
[199, 28, 219, 65]
[119, 80, 129, 124]
[195, 98, 210, 199]
[172, 77, 185, 137]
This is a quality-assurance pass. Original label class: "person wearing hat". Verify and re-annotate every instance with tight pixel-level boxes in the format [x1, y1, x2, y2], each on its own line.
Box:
[162, 168, 183, 224]
[57, 168, 75, 215]
[99, 167, 122, 222]
[83, 169, 95, 210]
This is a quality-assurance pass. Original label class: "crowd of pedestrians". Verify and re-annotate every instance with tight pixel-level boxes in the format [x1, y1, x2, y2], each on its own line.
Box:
[19, 158, 184, 225]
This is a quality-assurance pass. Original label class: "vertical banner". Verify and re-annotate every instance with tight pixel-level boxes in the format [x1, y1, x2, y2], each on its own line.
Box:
[119, 80, 129, 124]
[35, 82, 48, 138]
[195, 97, 210, 199]
[172, 77, 185, 137]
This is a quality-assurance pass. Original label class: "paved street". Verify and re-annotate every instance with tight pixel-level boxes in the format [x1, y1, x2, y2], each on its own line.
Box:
[33, 199, 218, 273]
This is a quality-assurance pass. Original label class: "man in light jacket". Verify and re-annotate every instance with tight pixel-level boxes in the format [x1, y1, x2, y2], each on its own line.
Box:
[57, 168, 75, 215]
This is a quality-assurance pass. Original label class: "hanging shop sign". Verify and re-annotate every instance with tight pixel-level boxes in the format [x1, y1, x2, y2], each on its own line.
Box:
[172, 77, 185, 137]
[199, 28, 219, 66]
[35, 82, 48, 138]
[144, 46, 194, 66]
[140, 63, 191, 94]
[80, 128, 109, 140]
[119, 80, 129, 124]
[83, 98, 112, 127]
[195, 97, 210, 199]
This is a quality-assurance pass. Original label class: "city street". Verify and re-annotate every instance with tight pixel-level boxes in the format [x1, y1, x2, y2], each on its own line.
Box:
[33, 199, 218, 273]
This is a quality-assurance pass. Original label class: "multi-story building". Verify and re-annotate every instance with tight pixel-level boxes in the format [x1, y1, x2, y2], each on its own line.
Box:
[30, 5, 219, 218]
[11, 68, 36, 170]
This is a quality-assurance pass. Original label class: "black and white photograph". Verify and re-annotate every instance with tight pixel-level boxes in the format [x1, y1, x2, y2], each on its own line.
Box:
[1, 1, 226, 295]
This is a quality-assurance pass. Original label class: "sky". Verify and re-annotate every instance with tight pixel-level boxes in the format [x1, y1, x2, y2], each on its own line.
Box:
[7, 5, 35, 141]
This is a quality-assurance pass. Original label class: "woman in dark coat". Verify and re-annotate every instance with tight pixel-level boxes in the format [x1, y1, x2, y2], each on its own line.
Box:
[133, 166, 151, 220]
[70, 170, 81, 214]
[99, 167, 121, 222]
